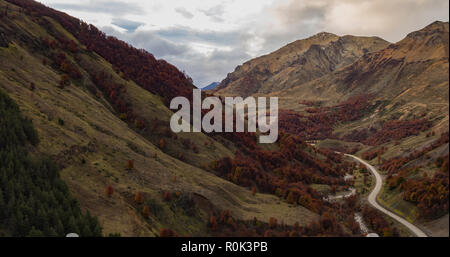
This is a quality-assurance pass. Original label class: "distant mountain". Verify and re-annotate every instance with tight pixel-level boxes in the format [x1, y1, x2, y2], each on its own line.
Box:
[202, 82, 220, 90]
[213, 32, 389, 96]
[278, 21, 449, 112]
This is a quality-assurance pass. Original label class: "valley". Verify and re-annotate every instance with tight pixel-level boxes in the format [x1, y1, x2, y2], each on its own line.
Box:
[0, 0, 448, 238]
[345, 154, 427, 237]
[213, 19, 449, 236]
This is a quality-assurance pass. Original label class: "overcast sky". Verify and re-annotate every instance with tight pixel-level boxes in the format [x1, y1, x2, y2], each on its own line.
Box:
[38, 0, 449, 87]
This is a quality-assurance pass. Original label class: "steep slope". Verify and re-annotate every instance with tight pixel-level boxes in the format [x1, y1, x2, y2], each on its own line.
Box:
[276, 22, 449, 155]
[2, 0, 389, 237]
[214, 32, 389, 96]
[0, 89, 102, 236]
[279, 21, 449, 111]
[0, 0, 326, 236]
[1, 0, 423, 237]
[3, 0, 194, 103]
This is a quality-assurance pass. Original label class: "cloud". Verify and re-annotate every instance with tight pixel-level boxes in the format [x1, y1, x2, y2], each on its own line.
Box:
[51, 0, 144, 15]
[154, 26, 252, 47]
[274, 1, 327, 25]
[40, 0, 449, 87]
[175, 7, 194, 19]
[101, 26, 189, 57]
[199, 4, 226, 22]
[168, 46, 252, 87]
[269, 0, 449, 43]
[101, 25, 253, 86]
[111, 18, 144, 32]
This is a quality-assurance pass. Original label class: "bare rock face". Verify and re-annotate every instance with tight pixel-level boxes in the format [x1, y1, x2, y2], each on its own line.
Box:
[213, 32, 390, 97]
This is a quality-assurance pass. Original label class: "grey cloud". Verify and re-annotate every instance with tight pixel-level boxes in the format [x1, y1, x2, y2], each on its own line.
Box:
[155, 26, 252, 47]
[255, 1, 331, 53]
[275, 2, 327, 25]
[51, 0, 144, 15]
[175, 7, 194, 19]
[111, 18, 144, 32]
[167, 47, 251, 87]
[200, 5, 225, 22]
[100, 25, 253, 87]
[101, 26, 189, 57]
[54, 0, 449, 87]
[351, 0, 449, 42]
[270, 0, 449, 43]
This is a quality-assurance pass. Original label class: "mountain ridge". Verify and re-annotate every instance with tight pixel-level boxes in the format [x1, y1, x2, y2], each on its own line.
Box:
[276, 20, 449, 107]
[213, 32, 390, 96]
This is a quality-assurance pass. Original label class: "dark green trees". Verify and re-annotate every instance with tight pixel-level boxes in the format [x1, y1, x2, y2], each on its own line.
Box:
[0, 90, 102, 237]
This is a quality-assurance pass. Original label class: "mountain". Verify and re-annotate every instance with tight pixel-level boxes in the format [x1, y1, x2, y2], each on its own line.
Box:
[201, 82, 220, 91]
[1, 0, 365, 237]
[278, 21, 449, 105]
[304, 23, 449, 233]
[214, 32, 390, 97]
[1, 0, 447, 237]
[214, 21, 449, 236]
[276, 21, 449, 135]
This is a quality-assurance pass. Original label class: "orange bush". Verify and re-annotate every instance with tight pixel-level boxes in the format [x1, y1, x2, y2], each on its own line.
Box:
[104, 185, 114, 197]
[142, 206, 150, 218]
[134, 191, 144, 204]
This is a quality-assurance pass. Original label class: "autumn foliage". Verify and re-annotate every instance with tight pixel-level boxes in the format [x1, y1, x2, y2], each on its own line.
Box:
[268, 217, 277, 229]
[401, 169, 448, 218]
[382, 132, 449, 173]
[382, 133, 449, 219]
[104, 185, 114, 198]
[7, 0, 194, 102]
[279, 94, 372, 140]
[125, 159, 134, 170]
[363, 119, 432, 146]
[163, 191, 171, 202]
[160, 228, 178, 237]
[362, 205, 398, 237]
[362, 147, 386, 161]
[134, 191, 144, 204]
[142, 206, 151, 218]
[211, 133, 353, 213]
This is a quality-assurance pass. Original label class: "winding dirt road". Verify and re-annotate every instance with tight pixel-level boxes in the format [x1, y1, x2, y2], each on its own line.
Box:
[345, 154, 428, 237]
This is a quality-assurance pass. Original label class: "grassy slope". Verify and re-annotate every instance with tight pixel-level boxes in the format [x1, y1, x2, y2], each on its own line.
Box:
[0, 0, 318, 236]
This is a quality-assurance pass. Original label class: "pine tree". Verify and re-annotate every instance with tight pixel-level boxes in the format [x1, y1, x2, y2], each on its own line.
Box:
[0, 189, 4, 219]
[27, 226, 44, 237]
